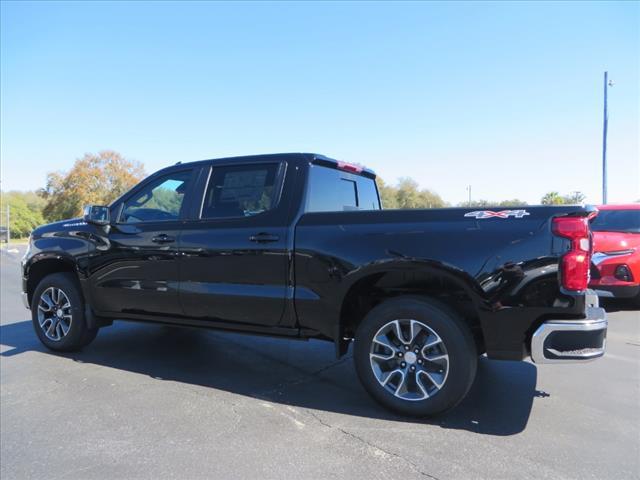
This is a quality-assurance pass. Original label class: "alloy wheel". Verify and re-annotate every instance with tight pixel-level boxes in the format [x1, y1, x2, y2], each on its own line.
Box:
[37, 287, 73, 341]
[369, 319, 449, 401]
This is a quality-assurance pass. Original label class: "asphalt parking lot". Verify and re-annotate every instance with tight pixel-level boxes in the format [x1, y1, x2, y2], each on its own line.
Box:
[1, 244, 639, 480]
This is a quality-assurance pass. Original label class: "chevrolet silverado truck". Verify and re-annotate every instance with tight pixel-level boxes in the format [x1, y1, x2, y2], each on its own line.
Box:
[21, 153, 607, 416]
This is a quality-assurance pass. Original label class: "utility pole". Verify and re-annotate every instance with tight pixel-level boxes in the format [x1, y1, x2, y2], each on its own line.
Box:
[602, 71, 614, 205]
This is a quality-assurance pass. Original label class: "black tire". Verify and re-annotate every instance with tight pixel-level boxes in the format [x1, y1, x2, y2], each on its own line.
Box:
[31, 273, 98, 352]
[354, 296, 477, 417]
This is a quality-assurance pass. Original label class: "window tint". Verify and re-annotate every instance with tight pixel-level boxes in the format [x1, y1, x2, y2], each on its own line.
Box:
[357, 176, 381, 210]
[201, 163, 280, 218]
[591, 210, 640, 233]
[120, 170, 192, 223]
[306, 164, 380, 212]
[333, 178, 358, 210]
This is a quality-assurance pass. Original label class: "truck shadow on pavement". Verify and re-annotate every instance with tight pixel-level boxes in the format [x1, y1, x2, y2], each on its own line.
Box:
[1, 319, 541, 436]
[601, 298, 639, 313]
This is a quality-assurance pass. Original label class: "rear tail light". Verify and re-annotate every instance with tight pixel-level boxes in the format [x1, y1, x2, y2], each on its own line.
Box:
[552, 216, 592, 292]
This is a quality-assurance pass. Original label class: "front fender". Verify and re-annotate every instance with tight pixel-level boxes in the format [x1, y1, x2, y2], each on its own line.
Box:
[23, 223, 96, 305]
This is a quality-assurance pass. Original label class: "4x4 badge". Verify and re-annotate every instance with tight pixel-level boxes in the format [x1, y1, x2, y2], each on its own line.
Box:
[464, 209, 530, 219]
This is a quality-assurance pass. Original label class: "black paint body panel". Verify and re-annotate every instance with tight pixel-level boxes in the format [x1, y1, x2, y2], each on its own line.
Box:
[22, 153, 595, 360]
[294, 208, 588, 359]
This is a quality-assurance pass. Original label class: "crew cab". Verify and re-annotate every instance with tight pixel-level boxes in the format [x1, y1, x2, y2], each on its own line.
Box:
[22, 153, 607, 416]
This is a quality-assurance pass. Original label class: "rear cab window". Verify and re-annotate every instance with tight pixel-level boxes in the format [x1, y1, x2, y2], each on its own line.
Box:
[305, 163, 380, 213]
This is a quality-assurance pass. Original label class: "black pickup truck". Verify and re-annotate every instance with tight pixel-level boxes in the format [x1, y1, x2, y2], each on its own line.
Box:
[22, 153, 607, 416]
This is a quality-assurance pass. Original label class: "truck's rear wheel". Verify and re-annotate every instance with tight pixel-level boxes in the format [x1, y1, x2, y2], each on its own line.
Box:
[31, 273, 98, 352]
[354, 296, 477, 417]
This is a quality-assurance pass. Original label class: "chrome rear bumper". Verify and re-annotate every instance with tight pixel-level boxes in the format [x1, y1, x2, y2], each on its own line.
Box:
[530, 306, 607, 364]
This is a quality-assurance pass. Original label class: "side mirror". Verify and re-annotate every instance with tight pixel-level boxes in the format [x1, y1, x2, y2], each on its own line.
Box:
[83, 205, 110, 226]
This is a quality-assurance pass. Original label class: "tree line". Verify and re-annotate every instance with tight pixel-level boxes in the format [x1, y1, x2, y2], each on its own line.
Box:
[1, 150, 600, 238]
[2, 151, 145, 238]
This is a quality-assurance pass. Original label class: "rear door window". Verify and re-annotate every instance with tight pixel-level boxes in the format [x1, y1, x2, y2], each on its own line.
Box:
[201, 163, 281, 219]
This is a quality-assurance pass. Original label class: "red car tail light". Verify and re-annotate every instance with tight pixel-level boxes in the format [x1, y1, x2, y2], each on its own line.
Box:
[553, 216, 592, 292]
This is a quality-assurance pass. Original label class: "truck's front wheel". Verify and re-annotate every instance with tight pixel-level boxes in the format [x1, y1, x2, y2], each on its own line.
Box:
[31, 273, 98, 352]
[354, 296, 477, 417]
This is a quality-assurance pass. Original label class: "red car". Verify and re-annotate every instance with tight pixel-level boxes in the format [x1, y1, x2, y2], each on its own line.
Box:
[590, 204, 640, 304]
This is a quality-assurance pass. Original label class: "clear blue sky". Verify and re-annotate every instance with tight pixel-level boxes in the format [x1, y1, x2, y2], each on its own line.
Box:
[1, 1, 638, 205]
